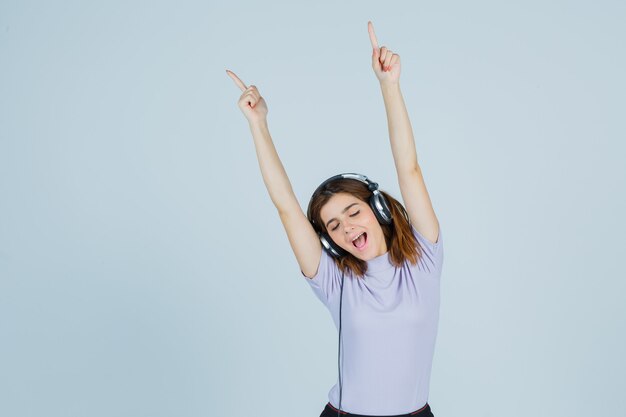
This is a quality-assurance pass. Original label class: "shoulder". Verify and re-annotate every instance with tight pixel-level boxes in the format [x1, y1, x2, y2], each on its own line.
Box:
[410, 223, 443, 275]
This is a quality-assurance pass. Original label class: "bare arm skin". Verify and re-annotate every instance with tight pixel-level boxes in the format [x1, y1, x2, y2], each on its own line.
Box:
[247, 119, 299, 215]
[368, 22, 440, 245]
[226, 70, 322, 278]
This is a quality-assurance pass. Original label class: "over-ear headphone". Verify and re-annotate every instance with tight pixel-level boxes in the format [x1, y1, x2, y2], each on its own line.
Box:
[308, 173, 393, 417]
[309, 173, 393, 258]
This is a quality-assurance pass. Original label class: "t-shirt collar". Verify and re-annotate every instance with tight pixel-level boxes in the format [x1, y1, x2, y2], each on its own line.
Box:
[365, 251, 395, 274]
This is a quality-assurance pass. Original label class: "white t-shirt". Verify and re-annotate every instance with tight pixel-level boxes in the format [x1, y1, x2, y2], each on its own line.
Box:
[301, 224, 444, 415]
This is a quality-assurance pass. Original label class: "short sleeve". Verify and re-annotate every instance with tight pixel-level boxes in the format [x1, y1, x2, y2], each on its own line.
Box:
[300, 249, 343, 306]
[411, 223, 444, 275]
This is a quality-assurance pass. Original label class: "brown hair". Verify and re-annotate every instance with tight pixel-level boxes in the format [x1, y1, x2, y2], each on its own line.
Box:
[306, 178, 424, 278]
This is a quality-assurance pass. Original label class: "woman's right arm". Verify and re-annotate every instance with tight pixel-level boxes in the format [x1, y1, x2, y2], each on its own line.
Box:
[227, 70, 323, 278]
[247, 119, 298, 215]
[249, 119, 323, 279]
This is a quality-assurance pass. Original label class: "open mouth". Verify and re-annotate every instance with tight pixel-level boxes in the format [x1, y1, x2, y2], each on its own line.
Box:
[352, 232, 367, 249]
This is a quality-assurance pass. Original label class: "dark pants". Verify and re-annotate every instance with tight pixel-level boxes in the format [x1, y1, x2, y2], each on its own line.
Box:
[320, 402, 434, 417]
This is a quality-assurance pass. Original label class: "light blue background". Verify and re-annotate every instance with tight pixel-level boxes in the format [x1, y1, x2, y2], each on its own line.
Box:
[1, 1, 625, 416]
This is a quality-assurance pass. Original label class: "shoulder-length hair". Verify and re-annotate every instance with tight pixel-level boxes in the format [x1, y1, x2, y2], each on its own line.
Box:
[306, 177, 423, 278]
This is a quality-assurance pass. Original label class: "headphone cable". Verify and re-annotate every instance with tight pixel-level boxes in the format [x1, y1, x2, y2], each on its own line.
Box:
[338, 269, 344, 417]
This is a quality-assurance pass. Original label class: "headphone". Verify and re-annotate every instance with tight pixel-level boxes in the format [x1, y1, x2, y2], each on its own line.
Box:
[308, 173, 393, 416]
[310, 173, 393, 257]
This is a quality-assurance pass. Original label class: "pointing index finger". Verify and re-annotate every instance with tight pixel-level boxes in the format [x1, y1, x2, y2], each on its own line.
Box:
[226, 69, 248, 92]
[367, 21, 379, 50]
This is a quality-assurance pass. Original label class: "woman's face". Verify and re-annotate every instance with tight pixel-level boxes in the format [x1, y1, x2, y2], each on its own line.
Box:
[320, 192, 388, 260]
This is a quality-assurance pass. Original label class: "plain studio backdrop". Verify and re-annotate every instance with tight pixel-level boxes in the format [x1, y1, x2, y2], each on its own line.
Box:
[1, 1, 624, 416]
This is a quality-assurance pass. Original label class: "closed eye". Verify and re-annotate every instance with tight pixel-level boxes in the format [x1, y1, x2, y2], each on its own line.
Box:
[330, 211, 360, 231]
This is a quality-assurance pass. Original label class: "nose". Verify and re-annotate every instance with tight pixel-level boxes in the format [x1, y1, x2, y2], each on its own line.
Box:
[343, 222, 356, 234]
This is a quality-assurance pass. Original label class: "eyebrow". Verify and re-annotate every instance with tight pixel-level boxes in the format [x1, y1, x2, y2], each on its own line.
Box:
[325, 202, 360, 228]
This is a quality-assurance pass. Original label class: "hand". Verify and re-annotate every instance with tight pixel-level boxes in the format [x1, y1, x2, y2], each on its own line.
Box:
[226, 69, 268, 124]
[368, 21, 401, 85]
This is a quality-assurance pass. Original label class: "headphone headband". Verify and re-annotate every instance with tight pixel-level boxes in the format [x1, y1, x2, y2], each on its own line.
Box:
[311, 173, 381, 219]
[314, 172, 377, 190]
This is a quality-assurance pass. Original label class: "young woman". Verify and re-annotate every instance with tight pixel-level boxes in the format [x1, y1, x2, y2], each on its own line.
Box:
[227, 21, 442, 417]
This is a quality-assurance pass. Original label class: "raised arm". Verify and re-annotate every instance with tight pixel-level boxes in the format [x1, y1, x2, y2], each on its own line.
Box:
[368, 21, 440, 245]
[226, 70, 323, 278]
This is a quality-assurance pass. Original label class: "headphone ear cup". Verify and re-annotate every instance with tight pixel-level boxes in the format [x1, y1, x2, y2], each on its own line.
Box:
[369, 193, 393, 225]
[320, 233, 347, 258]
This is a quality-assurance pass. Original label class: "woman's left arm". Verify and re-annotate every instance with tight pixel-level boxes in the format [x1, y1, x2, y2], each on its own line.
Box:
[368, 21, 440, 245]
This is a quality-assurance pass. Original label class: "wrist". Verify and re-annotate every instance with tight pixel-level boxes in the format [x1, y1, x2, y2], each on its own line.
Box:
[380, 81, 400, 92]
[249, 118, 269, 131]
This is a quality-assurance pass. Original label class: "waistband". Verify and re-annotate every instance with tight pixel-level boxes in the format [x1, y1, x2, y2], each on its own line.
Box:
[325, 401, 431, 417]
